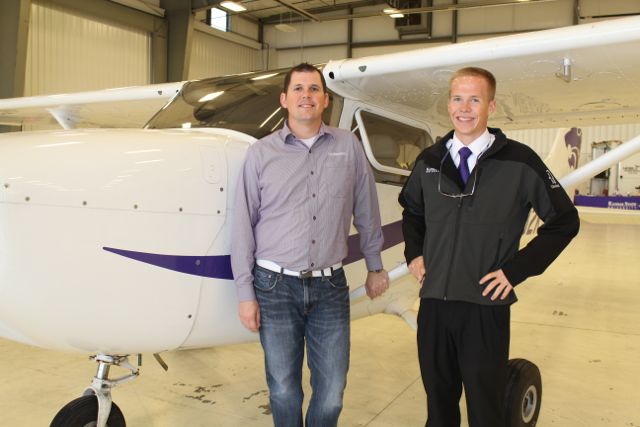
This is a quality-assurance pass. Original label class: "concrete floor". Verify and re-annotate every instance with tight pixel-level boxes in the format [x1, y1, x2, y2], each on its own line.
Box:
[1, 213, 639, 426]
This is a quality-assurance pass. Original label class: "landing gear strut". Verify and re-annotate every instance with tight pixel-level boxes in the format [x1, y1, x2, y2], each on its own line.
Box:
[50, 354, 139, 427]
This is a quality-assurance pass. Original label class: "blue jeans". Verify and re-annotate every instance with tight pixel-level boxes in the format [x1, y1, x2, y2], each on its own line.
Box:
[253, 265, 350, 427]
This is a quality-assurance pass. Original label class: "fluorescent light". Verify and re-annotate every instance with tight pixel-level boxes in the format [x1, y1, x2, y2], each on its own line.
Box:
[198, 91, 224, 102]
[383, 8, 404, 18]
[275, 23, 296, 32]
[220, 1, 246, 12]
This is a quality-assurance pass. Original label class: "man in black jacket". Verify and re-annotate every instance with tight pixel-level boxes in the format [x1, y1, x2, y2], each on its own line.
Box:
[399, 67, 580, 427]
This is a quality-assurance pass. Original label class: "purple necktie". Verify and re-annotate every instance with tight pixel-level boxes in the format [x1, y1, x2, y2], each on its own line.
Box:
[458, 147, 472, 184]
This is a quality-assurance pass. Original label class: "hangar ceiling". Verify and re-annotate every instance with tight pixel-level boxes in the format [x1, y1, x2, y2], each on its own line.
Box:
[191, 0, 565, 24]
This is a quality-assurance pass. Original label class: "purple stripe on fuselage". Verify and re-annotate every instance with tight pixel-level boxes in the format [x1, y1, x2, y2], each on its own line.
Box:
[103, 220, 404, 280]
[343, 220, 404, 265]
[103, 247, 234, 280]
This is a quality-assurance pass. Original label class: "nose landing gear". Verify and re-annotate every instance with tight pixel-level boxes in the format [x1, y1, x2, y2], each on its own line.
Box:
[50, 354, 139, 427]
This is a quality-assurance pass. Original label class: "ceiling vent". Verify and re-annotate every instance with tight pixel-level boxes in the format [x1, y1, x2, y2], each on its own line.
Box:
[388, 0, 431, 36]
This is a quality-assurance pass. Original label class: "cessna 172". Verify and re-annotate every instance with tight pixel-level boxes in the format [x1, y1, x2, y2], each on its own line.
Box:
[1, 14, 640, 427]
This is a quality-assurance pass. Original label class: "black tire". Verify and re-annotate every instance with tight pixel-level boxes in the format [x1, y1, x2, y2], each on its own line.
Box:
[504, 358, 542, 427]
[50, 395, 126, 427]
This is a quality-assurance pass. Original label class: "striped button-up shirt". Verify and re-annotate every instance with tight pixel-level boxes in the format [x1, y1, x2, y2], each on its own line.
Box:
[231, 122, 384, 302]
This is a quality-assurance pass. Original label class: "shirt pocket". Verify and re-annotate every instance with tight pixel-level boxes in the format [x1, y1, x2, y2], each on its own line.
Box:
[323, 152, 350, 198]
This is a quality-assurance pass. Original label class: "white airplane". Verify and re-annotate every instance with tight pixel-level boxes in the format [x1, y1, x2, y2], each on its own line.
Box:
[1, 15, 640, 427]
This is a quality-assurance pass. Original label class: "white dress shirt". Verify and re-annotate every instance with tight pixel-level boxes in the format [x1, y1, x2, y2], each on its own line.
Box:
[447, 129, 495, 172]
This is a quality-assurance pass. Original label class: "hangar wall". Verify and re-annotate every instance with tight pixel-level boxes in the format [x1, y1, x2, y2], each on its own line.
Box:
[266, 0, 640, 68]
[265, 0, 576, 68]
[25, 0, 151, 95]
[23, 0, 261, 95]
[189, 28, 260, 80]
[510, 124, 640, 196]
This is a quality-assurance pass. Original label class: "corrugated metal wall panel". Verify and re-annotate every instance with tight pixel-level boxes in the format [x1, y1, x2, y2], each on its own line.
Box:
[25, 0, 151, 96]
[189, 30, 260, 80]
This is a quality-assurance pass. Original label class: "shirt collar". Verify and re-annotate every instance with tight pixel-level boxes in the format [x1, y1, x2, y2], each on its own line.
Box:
[448, 129, 494, 156]
[448, 129, 493, 156]
[279, 121, 334, 145]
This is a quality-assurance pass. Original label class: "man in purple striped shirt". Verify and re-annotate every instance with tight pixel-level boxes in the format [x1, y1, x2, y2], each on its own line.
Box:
[231, 63, 389, 427]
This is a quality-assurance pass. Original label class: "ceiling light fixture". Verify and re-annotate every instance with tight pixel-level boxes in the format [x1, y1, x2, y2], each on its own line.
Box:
[383, 8, 404, 18]
[219, 1, 246, 12]
[275, 23, 296, 32]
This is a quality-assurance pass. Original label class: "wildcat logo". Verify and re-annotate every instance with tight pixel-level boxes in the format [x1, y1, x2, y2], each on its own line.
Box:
[425, 167, 439, 174]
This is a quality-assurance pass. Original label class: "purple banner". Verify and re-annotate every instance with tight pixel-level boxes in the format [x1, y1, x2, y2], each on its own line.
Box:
[575, 195, 640, 210]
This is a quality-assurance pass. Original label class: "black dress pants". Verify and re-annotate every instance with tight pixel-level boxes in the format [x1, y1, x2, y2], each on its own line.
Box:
[417, 298, 510, 427]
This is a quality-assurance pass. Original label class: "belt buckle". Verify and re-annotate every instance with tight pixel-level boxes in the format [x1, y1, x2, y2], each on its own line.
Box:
[299, 270, 313, 279]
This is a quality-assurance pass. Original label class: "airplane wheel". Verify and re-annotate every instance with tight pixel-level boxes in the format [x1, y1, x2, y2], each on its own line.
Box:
[504, 358, 541, 427]
[50, 395, 126, 427]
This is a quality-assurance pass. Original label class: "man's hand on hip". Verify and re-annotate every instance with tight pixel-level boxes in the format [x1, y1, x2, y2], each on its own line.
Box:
[365, 270, 390, 299]
[238, 300, 261, 332]
[479, 269, 514, 300]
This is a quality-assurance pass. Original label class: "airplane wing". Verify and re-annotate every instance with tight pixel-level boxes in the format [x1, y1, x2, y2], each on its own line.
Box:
[0, 82, 183, 129]
[324, 16, 640, 132]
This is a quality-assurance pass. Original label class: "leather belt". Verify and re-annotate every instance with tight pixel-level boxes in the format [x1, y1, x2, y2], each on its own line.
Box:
[256, 259, 342, 278]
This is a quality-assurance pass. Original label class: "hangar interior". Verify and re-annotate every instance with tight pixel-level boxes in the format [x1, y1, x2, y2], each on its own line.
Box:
[0, 0, 639, 426]
[2, 0, 640, 193]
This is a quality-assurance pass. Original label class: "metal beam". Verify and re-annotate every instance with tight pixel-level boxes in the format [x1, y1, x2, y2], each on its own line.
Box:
[162, 0, 195, 82]
[452, 0, 458, 44]
[272, 0, 320, 22]
[295, 0, 564, 22]
[260, 0, 384, 24]
[347, 6, 353, 58]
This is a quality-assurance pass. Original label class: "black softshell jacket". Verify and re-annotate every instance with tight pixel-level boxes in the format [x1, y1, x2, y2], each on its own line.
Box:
[399, 128, 580, 306]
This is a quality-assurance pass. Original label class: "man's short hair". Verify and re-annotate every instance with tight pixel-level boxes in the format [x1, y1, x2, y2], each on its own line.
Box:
[449, 67, 496, 100]
[283, 63, 327, 94]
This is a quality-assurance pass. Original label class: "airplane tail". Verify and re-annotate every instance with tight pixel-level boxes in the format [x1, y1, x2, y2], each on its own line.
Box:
[543, 127, 582, 198]
[523, 127, 581, 238]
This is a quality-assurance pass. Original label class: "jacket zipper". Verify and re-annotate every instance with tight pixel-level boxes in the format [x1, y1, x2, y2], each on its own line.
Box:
[442, 197, 464, 300]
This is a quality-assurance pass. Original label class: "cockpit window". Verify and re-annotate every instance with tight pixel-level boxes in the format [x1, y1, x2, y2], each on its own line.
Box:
[145, 68, 338, 139]
[352, 110, 433, 185]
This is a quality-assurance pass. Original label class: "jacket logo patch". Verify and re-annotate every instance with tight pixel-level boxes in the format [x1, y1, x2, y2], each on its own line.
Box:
[546, 169, 561, 189]
[425, 167, 439, 174]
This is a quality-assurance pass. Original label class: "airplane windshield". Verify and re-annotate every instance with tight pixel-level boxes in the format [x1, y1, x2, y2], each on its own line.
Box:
[145, 69, 337, 139]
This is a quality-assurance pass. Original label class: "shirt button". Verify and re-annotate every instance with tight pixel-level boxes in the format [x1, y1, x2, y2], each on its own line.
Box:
[313, 216, 316, 220]
[312, 240, 316, 244]
[312, 193, 316, 198]
[310, 171, 314, 175]
[311, 262, 315, 267]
